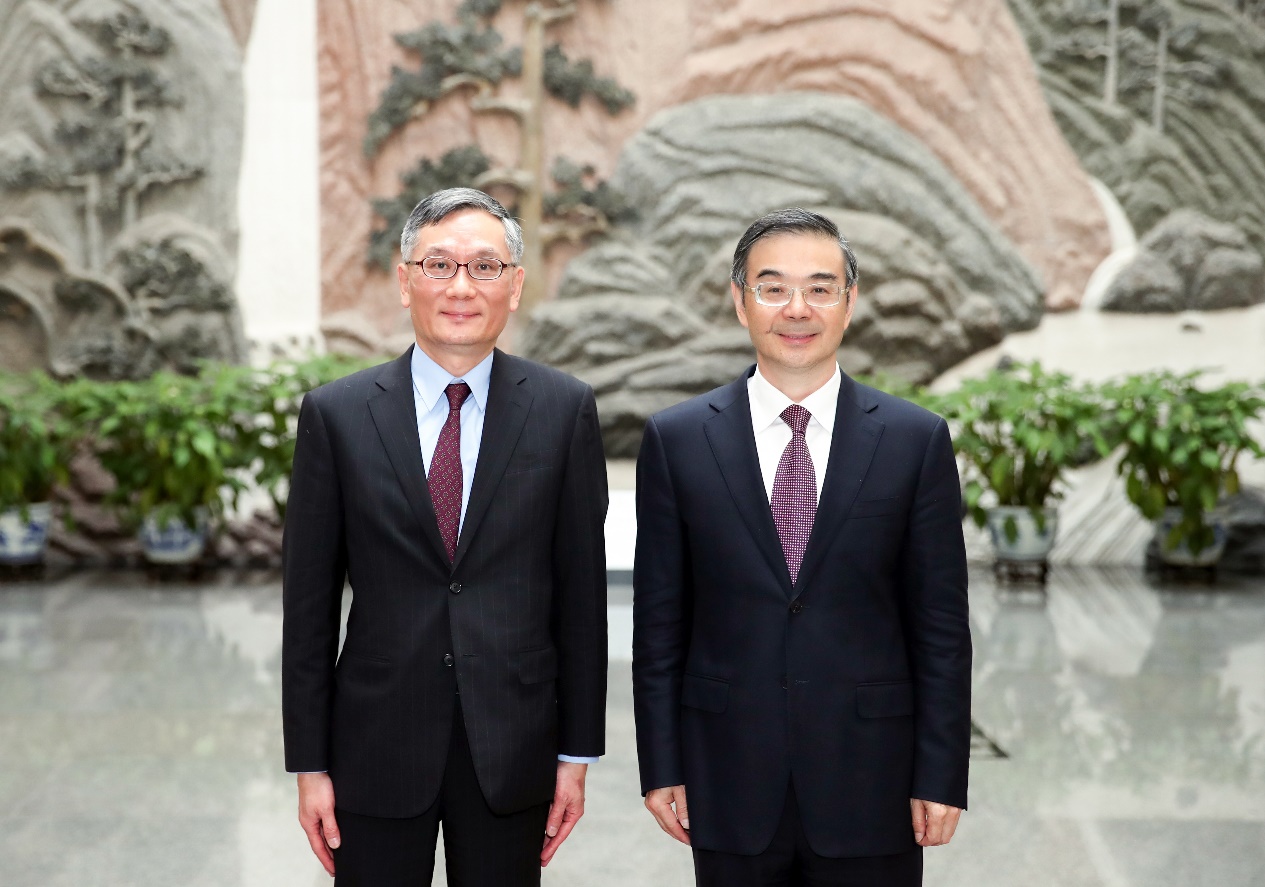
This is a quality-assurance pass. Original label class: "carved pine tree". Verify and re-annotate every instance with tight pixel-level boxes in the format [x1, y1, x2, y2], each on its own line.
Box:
[1038, 0, 1224, 129]
[1037, 0, 1133, 105]
[364, 0, 635, 314]
[1126, 7, 1224, 135]
[0, 8, 202, 272]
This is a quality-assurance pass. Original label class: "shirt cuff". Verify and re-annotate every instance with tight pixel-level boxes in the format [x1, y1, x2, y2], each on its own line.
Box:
[557, 755, 599, 764]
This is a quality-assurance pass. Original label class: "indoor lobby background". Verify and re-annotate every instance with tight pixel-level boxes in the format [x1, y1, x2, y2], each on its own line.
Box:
[1, 1, 1264, 884]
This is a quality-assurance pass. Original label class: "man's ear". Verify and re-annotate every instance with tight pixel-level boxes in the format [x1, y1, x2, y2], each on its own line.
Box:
[398, 263, 411, 308]
[508, 263, 525, 312]
[731, 281, 750, 329]
[843, 283, 858, 326]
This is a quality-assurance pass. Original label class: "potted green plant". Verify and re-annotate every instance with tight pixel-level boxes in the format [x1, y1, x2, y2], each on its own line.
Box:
[0, 372, 71, 565]
[931, 362, 1109, 575]
[249, 353, 379, 522]
[68, 365, 259, 564]
[1104, 370, 1265, 568]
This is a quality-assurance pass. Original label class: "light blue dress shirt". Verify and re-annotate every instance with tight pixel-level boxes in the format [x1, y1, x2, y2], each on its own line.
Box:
[410, 347, 598, 766]
[411, 346, 493, 537]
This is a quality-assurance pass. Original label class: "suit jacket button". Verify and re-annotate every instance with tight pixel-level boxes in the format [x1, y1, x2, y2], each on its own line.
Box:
[449, 582, 462, 594]
[790, 601, 804, 614]
[443, 653, 454, 667]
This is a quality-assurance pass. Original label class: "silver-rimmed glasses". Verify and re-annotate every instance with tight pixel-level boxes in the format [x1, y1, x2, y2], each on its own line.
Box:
[747, 282, 846, 308]
[405, 257, 517, 281]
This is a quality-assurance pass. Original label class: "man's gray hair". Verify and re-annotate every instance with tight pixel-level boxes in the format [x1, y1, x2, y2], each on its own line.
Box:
[399, 187, 525, 264]
[730, 208, 859, 291]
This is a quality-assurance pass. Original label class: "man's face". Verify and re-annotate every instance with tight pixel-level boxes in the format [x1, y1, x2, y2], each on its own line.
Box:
[730, 232, 856, 379]
[397, 208, 524, 360]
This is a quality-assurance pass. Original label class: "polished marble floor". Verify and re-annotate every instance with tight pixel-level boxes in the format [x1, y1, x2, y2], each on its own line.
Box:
[0, 566, 1262, 886]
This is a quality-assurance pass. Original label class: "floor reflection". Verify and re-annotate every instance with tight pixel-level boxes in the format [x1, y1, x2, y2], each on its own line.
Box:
[0, 567, 1262, 886]
[958, 567, 1265, 887]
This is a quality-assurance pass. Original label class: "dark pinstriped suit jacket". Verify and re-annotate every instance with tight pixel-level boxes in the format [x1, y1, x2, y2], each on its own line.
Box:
[633, 368, 970, 857]
[282, 347, 608, 817]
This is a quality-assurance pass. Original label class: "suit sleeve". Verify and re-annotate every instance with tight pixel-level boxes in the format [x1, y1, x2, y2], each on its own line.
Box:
[631, 416, 691, 794]
[551, 385, 609, 758]
[902, 416, 972, 809]
[281, 392, 347, 773]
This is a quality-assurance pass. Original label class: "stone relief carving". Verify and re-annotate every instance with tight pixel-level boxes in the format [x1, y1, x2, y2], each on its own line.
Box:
[0, 0, 245, 376]
[319, 0, 1108, 349]
[361, 0, 636, 321]
[1102, 210, 1265, 312]
[1009, 0, 1265, 306]
[521, 94, 1044, 456]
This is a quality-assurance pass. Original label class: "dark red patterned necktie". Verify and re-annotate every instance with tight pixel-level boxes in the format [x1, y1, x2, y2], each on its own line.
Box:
[430, 382, 471, 562]
[770, 404, 817, 585]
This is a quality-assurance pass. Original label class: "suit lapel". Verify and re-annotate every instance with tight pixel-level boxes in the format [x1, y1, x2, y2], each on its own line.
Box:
[793, 373, 884, 596]
[367, 348, 449, 564]
[704, 369, 794, 593]
[452, 349, 531, 571]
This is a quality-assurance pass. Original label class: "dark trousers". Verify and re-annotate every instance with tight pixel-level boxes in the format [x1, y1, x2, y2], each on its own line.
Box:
[693, 784, 923, 887]
[332, 705, 550, 887]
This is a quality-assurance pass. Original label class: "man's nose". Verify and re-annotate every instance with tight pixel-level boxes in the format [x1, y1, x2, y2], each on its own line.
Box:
[445, 266, 479, 296]
[782, 288, 813, 318]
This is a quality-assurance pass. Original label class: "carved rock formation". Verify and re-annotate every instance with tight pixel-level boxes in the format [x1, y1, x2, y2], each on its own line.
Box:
[1102, 210, 1265, 313]
[520, 94, 1043, 456]
[0, 219, 242, 378]
[44, 449, 283, 568]
[0, 0, 246, 375]
[1009, 0, 1265, 266]
[319, 0, 1108, 351]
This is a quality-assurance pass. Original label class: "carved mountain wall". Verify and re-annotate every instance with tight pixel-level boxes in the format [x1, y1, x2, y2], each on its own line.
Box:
[521, 94, 1045, 456]
[1008, 0, 1265, 271]
[319, 0, 1110, 348]
[0, 0, 248, 373]
[0, 0, 245, 275]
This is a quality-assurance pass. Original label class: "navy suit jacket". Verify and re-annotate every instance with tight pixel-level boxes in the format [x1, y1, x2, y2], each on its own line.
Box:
[632, 367, 970, 857]
[282, 348, 608, 817]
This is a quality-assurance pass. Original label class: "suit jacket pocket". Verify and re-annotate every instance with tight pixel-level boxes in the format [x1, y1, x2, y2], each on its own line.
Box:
[505, 449, 559, 476]
[681, 673, 729, 713]
[848, 496, 906, 519]
[338, 650, 391, 667]
[515, 647, 558, 684]
[856, 681, 914, 718]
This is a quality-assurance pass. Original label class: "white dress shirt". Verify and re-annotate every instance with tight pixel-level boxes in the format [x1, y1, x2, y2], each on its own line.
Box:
[747, 364, 841, 499]
[411, 346, 597, 766]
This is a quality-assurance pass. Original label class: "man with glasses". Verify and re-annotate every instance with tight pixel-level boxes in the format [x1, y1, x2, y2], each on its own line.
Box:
[633, 208, 971, 886]
[283, 188, 608, 886]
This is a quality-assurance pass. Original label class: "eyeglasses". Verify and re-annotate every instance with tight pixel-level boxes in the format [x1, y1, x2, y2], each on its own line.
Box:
[405, 257, 516, 281]
[747, 282, 847, 308]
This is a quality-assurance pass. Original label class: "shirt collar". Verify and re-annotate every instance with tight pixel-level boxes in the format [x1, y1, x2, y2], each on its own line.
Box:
[410, 346, 494, 413]
[748, 363, 841, 432]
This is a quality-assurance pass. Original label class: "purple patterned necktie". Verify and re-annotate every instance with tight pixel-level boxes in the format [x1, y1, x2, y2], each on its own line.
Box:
[771, 404, 817, 585]
[430, 382, 471, 563]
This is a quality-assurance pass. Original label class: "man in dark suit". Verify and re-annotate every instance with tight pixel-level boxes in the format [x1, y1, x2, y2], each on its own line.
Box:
[282, 188, 608, 886]
[632, 208, 971, 886]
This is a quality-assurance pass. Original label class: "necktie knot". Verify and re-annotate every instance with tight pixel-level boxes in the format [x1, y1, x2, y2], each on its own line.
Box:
[781, 404, 811, 436]
[445, 382, 471, 413]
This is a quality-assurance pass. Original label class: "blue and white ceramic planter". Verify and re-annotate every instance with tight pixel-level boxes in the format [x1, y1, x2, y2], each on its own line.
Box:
[986, 506, 1059, 563]
[0, 503, 54, 565]
[139, 512, 208, 564]
[1153, 507, 1226, 567]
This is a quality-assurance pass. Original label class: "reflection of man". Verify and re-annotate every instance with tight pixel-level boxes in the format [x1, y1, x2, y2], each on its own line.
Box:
[282, 188, 608, 886]
[633, 209, 971, 886]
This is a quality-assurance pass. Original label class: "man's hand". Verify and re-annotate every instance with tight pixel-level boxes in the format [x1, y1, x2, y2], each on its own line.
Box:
[645, 784, 691, 846]
[298, 773, 340, 876]
[910, 798, 962, 847]
[541, 762, 588, 867]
